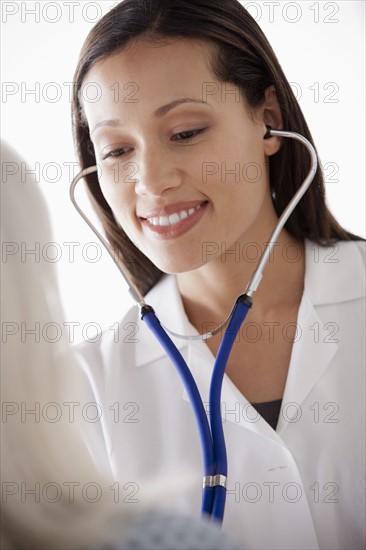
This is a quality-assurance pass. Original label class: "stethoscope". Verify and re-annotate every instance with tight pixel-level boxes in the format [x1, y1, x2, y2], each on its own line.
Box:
[70, 126, 318, 525]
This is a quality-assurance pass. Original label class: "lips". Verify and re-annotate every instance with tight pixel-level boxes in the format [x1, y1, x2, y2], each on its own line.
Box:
[139, 200, 208, 239]
[145, 203, 205, 227]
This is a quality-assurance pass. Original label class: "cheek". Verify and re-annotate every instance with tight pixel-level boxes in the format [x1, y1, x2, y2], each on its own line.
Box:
[99, 178, 137, 230]
[203, 132, 265, 186]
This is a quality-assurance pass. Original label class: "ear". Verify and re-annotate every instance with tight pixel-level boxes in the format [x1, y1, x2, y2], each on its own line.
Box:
[260, 85, 283, 156]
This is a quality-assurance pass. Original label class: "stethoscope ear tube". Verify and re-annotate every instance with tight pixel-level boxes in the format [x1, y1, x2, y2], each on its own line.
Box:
[69, 129, 317, 335]
[69, 165, 146, 307]
[246, 128, 318, 296]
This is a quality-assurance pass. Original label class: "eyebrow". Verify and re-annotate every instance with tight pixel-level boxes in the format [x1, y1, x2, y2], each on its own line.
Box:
[90, 97, 209, 135]
[154, 97, 209, 117]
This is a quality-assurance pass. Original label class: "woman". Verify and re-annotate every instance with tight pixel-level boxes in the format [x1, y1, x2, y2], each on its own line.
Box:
[72, 0, 365, 548]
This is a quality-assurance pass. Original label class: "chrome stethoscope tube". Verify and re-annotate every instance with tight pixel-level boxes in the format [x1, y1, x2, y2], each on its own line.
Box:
[70, 127, 317, 339]
[70, 127, 318, 524]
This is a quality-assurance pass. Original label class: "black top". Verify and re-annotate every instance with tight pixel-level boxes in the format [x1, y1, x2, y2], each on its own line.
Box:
[250, 399, 282, 430]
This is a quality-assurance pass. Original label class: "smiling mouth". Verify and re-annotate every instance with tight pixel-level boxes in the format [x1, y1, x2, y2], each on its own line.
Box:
[140, 200, 209, 239]
[143, 202, 207, 227]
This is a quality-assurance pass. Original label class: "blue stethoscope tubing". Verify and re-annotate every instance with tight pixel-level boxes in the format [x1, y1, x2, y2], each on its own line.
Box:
[69, 127, 318, 525]
[140, 294, 252, 521]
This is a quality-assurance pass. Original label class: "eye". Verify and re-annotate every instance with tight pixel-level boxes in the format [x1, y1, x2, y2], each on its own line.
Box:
[101, 147, 132, 161]
[171, 128, 207, 142]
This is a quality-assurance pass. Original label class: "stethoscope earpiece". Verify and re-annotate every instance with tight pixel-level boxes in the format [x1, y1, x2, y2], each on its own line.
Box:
[263, 125, 272, 139]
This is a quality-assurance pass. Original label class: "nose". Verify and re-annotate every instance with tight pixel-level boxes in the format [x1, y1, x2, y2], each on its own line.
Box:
[133, 145, 182, 197]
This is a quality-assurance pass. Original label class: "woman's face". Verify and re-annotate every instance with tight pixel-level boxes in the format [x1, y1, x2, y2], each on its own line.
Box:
[82, 38, 278, 273]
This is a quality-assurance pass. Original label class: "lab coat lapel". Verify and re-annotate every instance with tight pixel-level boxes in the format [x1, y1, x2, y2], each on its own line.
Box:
[276, 238, 364, 432]
[136, 240, 363, 441]
[184, 239, 352, 441]
[276, 291, 338, 433]
[186, 341, 285, 443]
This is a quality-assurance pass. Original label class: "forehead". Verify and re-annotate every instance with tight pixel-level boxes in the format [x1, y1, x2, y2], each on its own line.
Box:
[86, 37, 214, 85]
[81, 38, 219, 119]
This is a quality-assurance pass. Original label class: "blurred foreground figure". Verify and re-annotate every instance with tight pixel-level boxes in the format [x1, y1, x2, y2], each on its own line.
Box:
[0, 142, 240, 549]
[1, 141, 132, 548]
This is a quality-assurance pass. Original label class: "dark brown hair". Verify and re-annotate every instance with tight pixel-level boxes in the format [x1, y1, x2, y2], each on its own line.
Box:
[72, 0, 362, 296]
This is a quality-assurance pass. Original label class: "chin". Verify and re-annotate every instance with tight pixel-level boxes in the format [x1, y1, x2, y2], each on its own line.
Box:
[150, 253, 205, 275]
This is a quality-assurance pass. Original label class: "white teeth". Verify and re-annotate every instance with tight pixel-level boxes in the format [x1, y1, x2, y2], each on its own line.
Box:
[168, 213, 181, 225]
[159, 216, 170, 226]
[146, 204, 203, 227]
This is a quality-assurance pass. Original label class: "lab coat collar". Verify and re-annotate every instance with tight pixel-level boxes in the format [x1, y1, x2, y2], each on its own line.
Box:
[187, 340, 284, 442]
[134, 238, 364, 438]
[136, 239, 365, 368]
[303, 238, 365, 305]
[135, 276, 284, 439]
[275, 289, 338, 433]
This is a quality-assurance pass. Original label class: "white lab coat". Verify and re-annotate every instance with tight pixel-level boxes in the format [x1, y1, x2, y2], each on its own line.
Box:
[78, 239, 366, 550]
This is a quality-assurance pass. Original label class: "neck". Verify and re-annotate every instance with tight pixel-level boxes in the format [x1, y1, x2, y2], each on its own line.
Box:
[177, 229, 305, 334]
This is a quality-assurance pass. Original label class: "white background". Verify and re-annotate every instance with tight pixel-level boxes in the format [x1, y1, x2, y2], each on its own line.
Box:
[1, 0, 365, 343]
